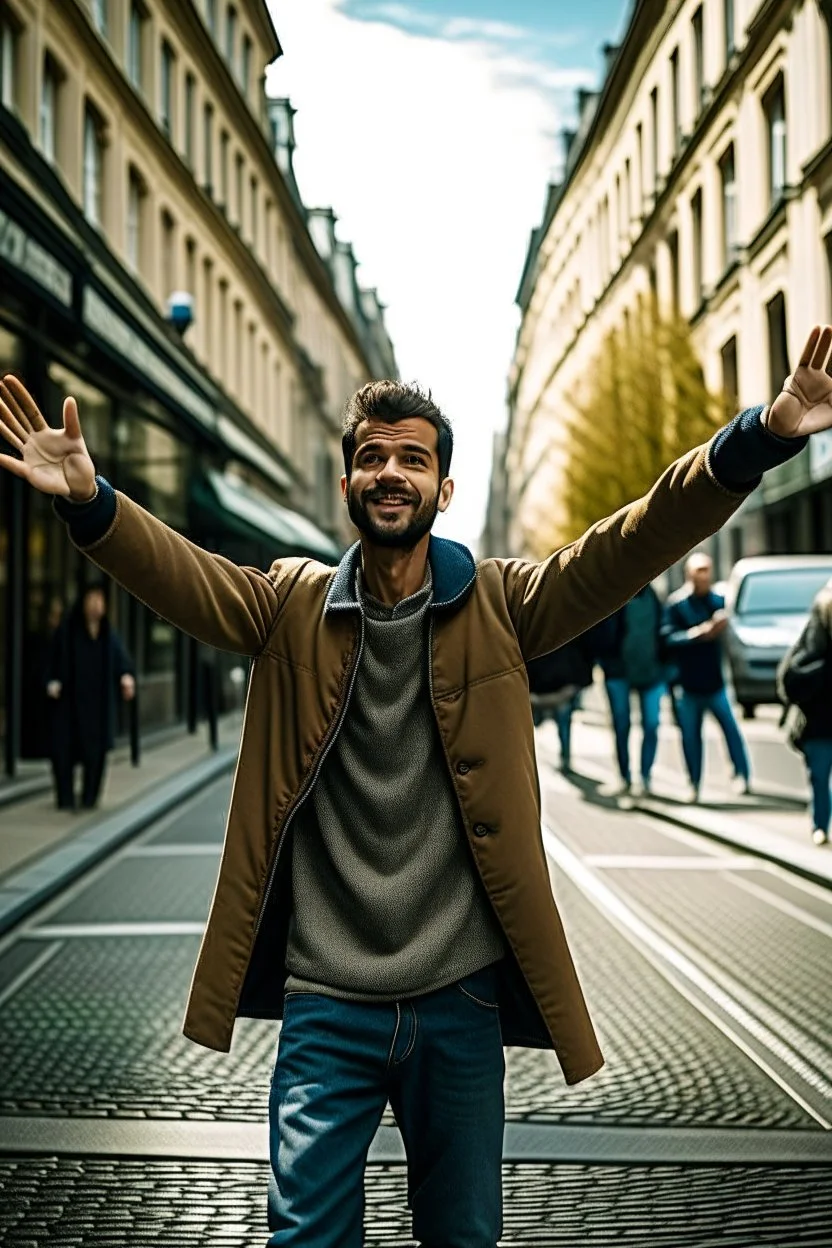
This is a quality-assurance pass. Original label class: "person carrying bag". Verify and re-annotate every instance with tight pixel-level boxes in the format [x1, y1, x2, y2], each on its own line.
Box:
[777, 581, 832, 846]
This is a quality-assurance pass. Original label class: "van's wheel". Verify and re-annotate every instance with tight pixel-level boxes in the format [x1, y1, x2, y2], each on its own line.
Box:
[741, 703, 756, 720]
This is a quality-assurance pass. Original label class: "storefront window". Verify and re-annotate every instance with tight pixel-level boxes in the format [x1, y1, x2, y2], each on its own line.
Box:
[0, 326, 24, 768]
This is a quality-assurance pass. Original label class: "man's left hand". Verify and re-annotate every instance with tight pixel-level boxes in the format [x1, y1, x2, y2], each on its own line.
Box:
[121, 674, 136, 702]
[766, 325, 832, 438]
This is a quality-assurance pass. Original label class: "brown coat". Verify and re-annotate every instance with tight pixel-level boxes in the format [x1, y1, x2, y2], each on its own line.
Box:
[73, 441, 746, 1085]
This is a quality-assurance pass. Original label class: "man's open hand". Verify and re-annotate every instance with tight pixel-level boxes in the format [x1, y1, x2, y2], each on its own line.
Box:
[767, 325, 832, 438]
[0, 375, 96, 500]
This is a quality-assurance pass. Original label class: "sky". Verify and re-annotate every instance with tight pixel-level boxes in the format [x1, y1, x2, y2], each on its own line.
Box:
[265, 0, 630, 549]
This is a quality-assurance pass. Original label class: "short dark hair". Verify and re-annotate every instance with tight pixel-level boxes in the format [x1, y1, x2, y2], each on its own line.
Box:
[341, 380, 453, 480]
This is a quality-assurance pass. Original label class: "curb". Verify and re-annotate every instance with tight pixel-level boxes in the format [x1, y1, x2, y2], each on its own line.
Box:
[536, 739, 832, 890]
[0, 747, 237, 937]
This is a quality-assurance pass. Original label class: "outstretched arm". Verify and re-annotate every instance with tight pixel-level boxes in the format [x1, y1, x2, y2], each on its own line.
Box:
[0, 377, 280, 655]
[502, 325, 832, 663]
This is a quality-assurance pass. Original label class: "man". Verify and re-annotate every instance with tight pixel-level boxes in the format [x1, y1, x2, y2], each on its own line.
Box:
[662, 551, 750, 802]
[777, 577, 832, 846]
[1, 323, 832, 1247]
[46, 581, 135, 811]
[599, 582, 666, 799]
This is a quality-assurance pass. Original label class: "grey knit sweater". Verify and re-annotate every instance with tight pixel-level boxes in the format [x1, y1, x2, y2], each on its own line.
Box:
[284, 567, 506, 1000]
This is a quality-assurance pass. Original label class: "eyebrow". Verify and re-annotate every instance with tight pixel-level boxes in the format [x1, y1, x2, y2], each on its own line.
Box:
[356, 440, 433, 457]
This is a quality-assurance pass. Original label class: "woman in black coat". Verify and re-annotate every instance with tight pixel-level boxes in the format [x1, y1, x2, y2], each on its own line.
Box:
[46, 583, 135, 811]
[777, 582, 832, 846]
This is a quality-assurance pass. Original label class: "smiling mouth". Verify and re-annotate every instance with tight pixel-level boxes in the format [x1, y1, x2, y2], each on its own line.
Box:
[369, 496, 413, 508]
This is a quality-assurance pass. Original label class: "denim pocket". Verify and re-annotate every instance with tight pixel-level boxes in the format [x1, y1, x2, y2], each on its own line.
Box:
[455, 965, 500, 1011]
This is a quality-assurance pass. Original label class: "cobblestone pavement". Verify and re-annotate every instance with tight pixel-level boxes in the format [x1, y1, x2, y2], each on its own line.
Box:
[1, 765, 831, 1244]
[1, 1157, 831, 1246]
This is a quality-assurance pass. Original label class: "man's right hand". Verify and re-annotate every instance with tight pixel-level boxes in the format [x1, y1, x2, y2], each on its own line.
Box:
[0, 375, 96, 500]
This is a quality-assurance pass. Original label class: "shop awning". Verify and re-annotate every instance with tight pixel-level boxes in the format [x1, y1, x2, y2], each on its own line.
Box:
[193, 469, 341, 563]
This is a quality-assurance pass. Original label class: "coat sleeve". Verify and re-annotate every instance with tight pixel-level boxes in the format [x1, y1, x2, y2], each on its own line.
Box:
[58, 491, 283, 656]
[498, 440, 749, 663]
[111, 629, 135, 680]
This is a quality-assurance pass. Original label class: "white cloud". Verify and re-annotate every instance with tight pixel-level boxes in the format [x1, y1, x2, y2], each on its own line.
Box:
[266, 0, 595, 549]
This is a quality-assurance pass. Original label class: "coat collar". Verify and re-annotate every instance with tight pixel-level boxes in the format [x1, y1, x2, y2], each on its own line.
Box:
[325, 535, 477, 614]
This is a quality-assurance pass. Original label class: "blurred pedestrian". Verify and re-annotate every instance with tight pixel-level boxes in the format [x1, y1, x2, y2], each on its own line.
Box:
[777, 578, 832, 846]
[526, 638, 594, 773]
[600, 583, 666, 797]
[662, 552, 751, 801]
[46, 582, 136, 811]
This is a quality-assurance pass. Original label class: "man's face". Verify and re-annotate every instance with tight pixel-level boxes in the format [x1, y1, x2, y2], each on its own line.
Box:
[82, 589, 106, 624]
[341, 417, 453, 549]
[687, 558, 713, 595]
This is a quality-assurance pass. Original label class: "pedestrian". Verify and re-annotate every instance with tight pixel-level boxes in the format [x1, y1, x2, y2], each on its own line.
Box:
[45, 582, 136, 811]
[2, 322, 831, 1247]
[777, 578, 832, 846]
[661, 552, 751, 803]
[599, 583, 666, 798]
[526, 637, 594, 773]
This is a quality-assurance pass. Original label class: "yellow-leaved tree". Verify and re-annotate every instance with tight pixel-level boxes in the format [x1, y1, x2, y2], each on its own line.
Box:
[548, 297, 732, 550]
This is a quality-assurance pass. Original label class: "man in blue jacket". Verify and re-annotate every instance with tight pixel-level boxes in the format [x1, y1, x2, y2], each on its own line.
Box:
[662, 552, 750, 801]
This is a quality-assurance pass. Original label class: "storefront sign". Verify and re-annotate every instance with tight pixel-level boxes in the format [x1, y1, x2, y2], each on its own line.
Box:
[83, 286, 216, 431]
[810, 429, 832, 483]
[216, 413, 292, 490]
[0, 207, 72, 307]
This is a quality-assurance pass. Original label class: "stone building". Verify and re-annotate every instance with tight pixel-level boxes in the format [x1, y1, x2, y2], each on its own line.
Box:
[0, 0, 397, 774]
[488, 0, 832, 565]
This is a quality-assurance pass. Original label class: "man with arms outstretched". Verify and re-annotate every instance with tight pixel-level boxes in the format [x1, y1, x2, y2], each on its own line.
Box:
[2, 325, 832, 1247]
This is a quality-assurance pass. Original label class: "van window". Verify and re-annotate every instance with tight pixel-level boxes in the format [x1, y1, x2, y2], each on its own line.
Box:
[736, 568, 832, 615]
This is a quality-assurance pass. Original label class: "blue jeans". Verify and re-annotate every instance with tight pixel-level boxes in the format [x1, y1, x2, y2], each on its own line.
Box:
[605, 679, 664, 784]
[531, 695, 577, 767]
[675, 687, 750, 789]
[267, 962, 505, 1247]
[803, 740, 832, 835]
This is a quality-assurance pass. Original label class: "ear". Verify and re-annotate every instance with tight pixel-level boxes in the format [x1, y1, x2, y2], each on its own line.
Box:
[340, 474, 348, 502]
[437, 477, 454, 513]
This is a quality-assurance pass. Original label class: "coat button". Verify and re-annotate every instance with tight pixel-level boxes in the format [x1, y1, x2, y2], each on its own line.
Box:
[457, 761, 471, 775]
[473, 823, 489, 837]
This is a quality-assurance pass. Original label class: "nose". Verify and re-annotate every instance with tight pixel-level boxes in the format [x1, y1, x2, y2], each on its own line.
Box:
[376, 456, 407, 482]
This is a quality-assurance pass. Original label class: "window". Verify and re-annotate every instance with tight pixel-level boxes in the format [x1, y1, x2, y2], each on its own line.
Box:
[185, 236, 197, 297]
[220, 129, 230, 209]
[161, 210, 175, 293]
[92, 0, 107, 37]
[184, 72, 196, 166]
[650, 86, 659, 188]
[225, 5, 237, 69]
[766, 291, 789, 400]
[670, 48, 681, 154]
[241, 34, 252, 94]
[736, 568, 832, 615]
[765, 77, 787, 206]
[160, 40, 175, 138]
[127, 2, 145, 90]
[203, 258, 214, 356]
[235, 151, 244, 226]
[691, 188, 703, 304]
[126, 167, 146, 273]
[724, 0, 735, 60]
[206, 0, 217, 35]
[692, 6, 705, 112]
[668, 230, 680, 315]
[622, 158, 631, 239]
[218, 278, 228, 379]
[719, 143, 738, 267]
[1, 10, 19, 111]
[635, 123, 643, 216]
[40, 55, 59, 163]
[821, 1, 832, 116]
[83, 103, 105, 226]
[721, 335, 738, 410]
[203, 101, 214, 192]
[250, 174, 258, 247]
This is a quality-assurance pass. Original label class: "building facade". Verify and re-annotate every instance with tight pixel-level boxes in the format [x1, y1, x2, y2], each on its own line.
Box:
[0, 0, 397, 776]
[489, 0, 832, 567]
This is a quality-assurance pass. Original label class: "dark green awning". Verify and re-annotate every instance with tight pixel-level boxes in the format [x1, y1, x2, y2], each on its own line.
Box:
[192, 470, 341, 563]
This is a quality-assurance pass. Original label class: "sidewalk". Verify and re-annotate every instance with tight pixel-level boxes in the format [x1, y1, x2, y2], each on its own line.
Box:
[0, 713, 243, 934]
[536, 680, 832, 888]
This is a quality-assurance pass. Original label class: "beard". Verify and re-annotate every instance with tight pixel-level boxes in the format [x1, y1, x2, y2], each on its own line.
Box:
[347, 483, 440, 549]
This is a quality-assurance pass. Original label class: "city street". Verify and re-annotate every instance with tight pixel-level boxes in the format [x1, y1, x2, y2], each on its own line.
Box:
[1, 705, 831, 1246]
